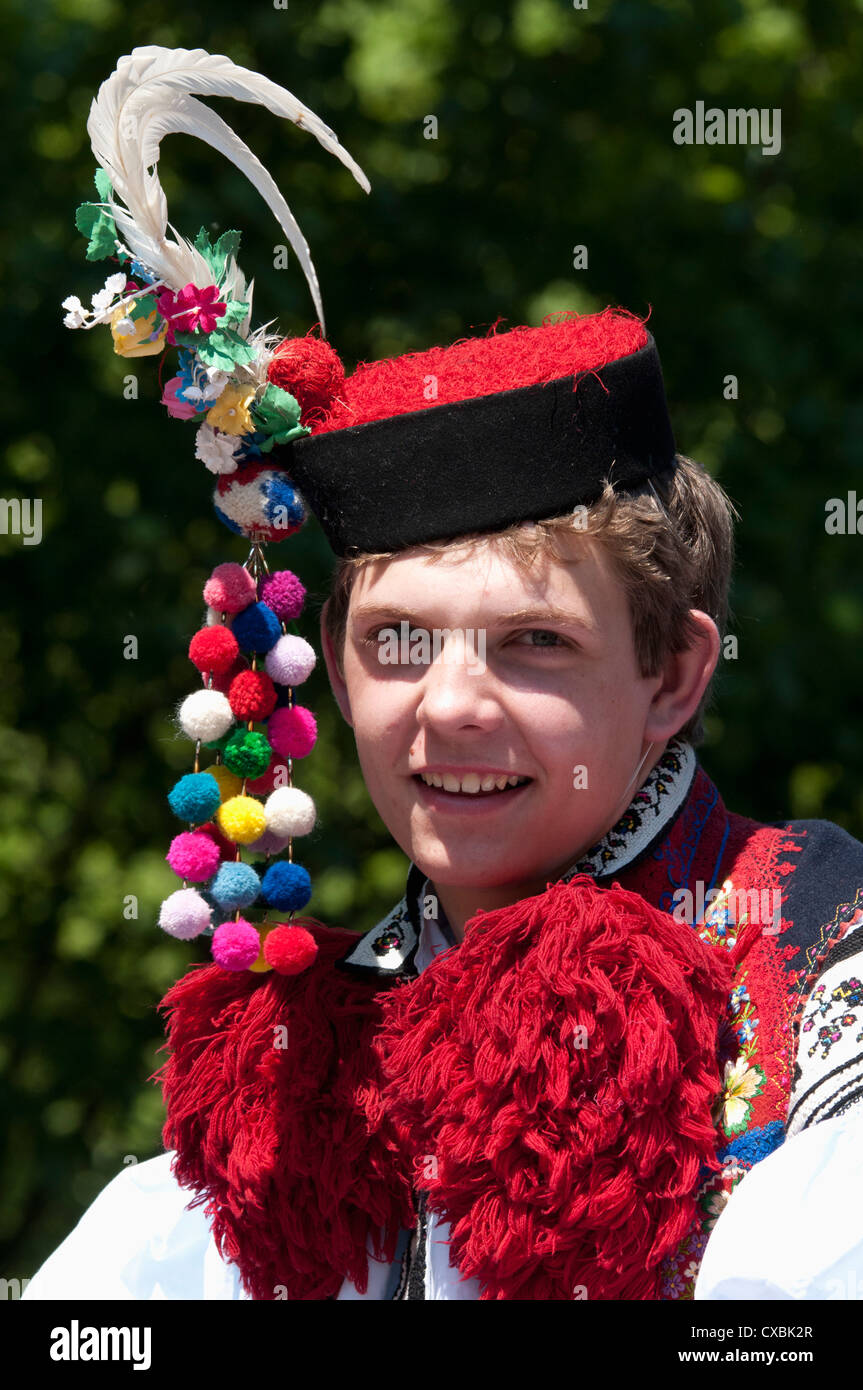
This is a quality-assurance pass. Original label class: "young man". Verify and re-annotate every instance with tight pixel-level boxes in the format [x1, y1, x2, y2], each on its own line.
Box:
[25, 307, 863, 1300]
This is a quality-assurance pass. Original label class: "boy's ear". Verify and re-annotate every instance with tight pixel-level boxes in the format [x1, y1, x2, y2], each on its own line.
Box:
[643, 610, 720, 743]
[319, 599, 354, 727]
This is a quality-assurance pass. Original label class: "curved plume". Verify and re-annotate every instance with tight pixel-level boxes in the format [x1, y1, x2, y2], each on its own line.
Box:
[87, 45, 370, 331]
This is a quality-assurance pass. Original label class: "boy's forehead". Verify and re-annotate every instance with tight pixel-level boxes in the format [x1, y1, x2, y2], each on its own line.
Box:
[348, 531, 618, 622]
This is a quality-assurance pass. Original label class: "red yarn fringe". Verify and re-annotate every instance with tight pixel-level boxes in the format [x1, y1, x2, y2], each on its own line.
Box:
[373, 876, 735, 1300]
[156, 880, 735, 1300]
[154, 921, 414, 1300]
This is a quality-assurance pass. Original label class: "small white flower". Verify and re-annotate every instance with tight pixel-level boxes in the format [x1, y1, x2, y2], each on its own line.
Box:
[61, 294, 90, 328]
[202, 369, 229, 402]
[114, 317, 136, 335]
[194, 423, 240, 475]
[60, 291, 90, 326]
[105, 272, 127, 295]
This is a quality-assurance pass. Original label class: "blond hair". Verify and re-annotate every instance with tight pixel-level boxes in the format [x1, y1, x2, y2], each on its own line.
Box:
[323, 454, 737, 744]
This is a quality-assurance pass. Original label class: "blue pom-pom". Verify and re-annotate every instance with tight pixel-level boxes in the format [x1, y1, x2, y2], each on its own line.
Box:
[261, 861, 312, 912]
[168, 772, 221, 823]
[232, 601, 282, 653]
[210, 861, 261, 910]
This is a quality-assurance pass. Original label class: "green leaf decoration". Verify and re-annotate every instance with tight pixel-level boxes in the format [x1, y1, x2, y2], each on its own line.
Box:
[74, 202, 118, 261]
[219, 299, 251, 329]
[129, 294, 158, 323]
[179, 327, 257, 372]
[251, 384, 311, 451]
[93, 167, 113, 201]
[193, 226, 243, 284]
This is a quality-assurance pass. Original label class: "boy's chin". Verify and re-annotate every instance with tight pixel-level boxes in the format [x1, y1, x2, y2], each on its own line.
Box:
[405, 841, 571, 894]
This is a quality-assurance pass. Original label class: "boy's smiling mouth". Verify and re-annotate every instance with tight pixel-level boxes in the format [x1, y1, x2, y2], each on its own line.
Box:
[413, 769, 533, 797]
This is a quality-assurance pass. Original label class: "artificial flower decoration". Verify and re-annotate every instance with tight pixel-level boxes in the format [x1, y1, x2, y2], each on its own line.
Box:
[162, 376, 201, 420]
[206, 382, 256, 435]
[156, 283, 227, 345]
[62, 46, 368, 528]
[194, 423, 242, 474]
[110, 300, 168, 357]
[175, 351, 228, 408]
[251, 384, 309, 451]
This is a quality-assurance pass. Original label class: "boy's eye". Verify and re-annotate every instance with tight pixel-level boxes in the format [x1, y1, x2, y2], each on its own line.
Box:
[513, 629, 567, 648]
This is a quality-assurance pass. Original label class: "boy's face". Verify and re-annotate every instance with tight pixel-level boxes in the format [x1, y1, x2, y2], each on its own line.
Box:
[325, 535, 690, 901]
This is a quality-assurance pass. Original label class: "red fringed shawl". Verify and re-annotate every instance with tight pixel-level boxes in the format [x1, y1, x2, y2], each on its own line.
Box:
[156, 877, 751, 1300]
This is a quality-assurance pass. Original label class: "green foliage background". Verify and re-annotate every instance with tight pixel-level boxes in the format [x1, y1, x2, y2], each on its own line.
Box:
[2, 0, 862, 1280]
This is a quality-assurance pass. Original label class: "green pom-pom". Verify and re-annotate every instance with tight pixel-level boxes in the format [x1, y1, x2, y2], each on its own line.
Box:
[223, 729, 272, 779]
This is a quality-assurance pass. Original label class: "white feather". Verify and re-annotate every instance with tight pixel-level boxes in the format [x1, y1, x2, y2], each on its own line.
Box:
[87, 45, 370, 332]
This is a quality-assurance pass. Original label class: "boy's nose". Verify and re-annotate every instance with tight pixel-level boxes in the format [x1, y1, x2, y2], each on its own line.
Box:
[414, 634, 501, 733]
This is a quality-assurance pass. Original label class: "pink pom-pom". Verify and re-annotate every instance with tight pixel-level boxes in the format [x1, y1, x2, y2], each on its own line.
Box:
[268, 705, 317, 759]
[159, 888, 212, 940]
[203, 562, 257, 614]
[166, 831, 222, 882]
[265, 635, 316, 686]
[211, 919, 261, 970]
[259, 570, 306, 621]
[263, 923, 319, 975]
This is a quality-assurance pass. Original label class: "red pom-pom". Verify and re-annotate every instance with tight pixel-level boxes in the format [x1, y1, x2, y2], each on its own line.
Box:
[207, 654, 250, 695]
[263, 923, 319, 975]
[228, 669, 278, 721]
[189, 626, 239, 675]
[267, 333, 345, 426]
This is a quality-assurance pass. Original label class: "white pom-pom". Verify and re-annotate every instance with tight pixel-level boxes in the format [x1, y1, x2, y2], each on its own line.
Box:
[178, 689, 234, 741]
[265, 786, 317, 837]
[159, 888, 212, 940]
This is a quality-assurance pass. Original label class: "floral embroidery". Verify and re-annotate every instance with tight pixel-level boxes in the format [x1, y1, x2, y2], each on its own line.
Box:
[696, 1159, 748, 1234]
[716, 1056, 765, 1136]
[802, 975, 863, 1057]
[563, 739, 695, 879]
[659, 1226, 709, 1299]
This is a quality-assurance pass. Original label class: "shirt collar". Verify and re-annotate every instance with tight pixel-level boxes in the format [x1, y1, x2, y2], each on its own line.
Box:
[336, 737, 696, 982]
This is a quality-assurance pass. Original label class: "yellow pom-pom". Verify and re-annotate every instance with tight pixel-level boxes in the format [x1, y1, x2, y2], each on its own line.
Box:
[209, 762, 243, 802]
[216, 794, 267, 845]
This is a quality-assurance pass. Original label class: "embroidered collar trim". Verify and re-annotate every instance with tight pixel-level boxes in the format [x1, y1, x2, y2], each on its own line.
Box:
[336, 738, 696, 980]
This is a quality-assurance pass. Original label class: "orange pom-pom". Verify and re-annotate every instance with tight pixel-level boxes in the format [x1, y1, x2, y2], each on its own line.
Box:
[267, 333, 345, 425]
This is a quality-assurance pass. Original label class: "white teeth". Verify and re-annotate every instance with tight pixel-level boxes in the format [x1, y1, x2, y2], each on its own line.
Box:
[419, 770, 528, 793]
